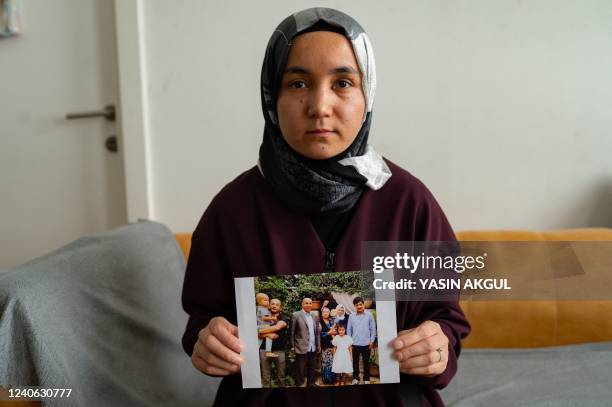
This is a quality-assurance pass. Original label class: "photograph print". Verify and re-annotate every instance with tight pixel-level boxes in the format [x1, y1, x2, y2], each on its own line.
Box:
[234, 270, 399, 389]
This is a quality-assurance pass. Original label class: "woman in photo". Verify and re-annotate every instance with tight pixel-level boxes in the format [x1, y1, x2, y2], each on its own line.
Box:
[333, 304, 349, 328]
[182, 7, 470, 406]
[319, 306, 337, 385]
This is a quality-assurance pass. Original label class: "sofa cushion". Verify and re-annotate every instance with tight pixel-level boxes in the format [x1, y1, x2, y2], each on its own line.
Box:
[440, 341, 612, 406]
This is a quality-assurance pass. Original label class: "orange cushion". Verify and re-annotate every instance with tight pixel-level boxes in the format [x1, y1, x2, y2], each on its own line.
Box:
[456, 228, 612, 347]
[175, 233, 192, 261]
[176, 228, 612, 348]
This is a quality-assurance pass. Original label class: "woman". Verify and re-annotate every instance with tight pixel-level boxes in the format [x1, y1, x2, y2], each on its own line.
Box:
[333, 304, 349, 328]
[182, 7, 470, 407]
[319, 306, 337, 385]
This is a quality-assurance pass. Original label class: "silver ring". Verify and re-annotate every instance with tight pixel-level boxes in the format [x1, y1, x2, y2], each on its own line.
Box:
[436, 348, 443, 363]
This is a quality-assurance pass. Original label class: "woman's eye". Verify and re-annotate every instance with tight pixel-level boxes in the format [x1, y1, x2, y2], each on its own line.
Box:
[336, 79, 353, 89]
[289, 80, 307, 89]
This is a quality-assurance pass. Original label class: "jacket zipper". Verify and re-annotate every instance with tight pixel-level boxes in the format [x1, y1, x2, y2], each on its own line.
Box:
[324, 249, 335, 272]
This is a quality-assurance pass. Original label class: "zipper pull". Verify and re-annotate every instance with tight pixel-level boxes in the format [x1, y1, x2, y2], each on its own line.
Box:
[325, 250, 335, 272]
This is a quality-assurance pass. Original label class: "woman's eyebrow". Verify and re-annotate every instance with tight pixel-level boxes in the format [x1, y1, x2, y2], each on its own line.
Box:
[284, 65, 360, 75]
[331, 66, 359, 74]
[285, 66, 310, 75]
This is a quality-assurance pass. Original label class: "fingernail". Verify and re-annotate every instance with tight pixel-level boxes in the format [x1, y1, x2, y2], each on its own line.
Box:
[396, 352, 403, 361]
[234, 357, 243, 364]
[394, 340, 403, 349]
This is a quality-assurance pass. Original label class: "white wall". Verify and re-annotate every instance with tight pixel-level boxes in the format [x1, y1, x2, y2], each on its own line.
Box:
[141, 0, 612, 233]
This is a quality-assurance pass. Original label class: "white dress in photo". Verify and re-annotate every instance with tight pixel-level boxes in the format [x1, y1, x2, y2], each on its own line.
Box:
[331, 334, 353, 373]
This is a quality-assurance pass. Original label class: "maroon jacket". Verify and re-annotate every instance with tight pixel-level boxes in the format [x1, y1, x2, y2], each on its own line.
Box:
[182, 160, 470, 406]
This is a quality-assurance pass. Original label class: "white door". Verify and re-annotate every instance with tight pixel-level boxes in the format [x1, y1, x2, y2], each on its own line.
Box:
[0, 0, 127, 269]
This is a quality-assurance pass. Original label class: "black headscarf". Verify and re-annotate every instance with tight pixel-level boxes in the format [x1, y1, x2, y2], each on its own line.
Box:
[258, 7, 391, 215]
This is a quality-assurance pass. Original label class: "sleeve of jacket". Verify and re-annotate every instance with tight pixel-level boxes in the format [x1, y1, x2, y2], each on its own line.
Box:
[181, 201, 237, 358]
[291, 312, 297, 349]
[400, 180, 471, 390]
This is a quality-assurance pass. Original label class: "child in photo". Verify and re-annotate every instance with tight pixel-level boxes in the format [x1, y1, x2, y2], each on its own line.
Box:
[331, 324, 353, 385]
[256, 293, 278, 357]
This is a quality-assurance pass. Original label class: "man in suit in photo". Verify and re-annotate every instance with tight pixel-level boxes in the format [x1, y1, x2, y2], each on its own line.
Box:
[291, 297, 321, 387]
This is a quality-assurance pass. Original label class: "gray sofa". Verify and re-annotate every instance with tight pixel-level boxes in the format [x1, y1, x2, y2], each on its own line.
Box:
[0, 221, 219, 406]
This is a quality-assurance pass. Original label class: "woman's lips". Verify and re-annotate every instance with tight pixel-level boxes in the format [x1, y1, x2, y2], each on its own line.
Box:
[306, 128, 335, 136]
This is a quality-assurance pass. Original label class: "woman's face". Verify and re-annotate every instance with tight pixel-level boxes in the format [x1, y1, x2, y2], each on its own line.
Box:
[322, 307, 330, 318]
[276, 31, 366, 160]
[337, 306, 345, 316]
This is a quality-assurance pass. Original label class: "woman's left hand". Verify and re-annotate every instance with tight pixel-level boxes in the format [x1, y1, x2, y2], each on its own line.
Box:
[392, 320, 449, 377]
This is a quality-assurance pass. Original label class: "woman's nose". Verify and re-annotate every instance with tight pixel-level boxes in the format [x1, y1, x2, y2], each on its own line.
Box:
[306, 86, 333, 118]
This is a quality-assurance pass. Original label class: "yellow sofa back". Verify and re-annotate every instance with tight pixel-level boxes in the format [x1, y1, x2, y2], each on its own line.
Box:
[176, 229, 612, 348]
[456, 229, 612, 348]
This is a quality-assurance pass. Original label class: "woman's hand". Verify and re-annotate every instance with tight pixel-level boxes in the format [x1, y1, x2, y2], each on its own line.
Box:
[392, 320, 449, 377]
[192, 317, 244, 376]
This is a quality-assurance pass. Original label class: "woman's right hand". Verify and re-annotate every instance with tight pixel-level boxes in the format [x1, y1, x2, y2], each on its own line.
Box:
[192, 317, 244, 376]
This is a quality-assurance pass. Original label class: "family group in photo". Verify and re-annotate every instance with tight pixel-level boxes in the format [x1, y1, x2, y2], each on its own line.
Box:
[256, 293, 377, 387]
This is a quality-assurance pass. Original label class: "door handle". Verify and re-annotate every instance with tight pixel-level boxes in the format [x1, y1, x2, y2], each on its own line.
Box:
[66, 104, 115, 122]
